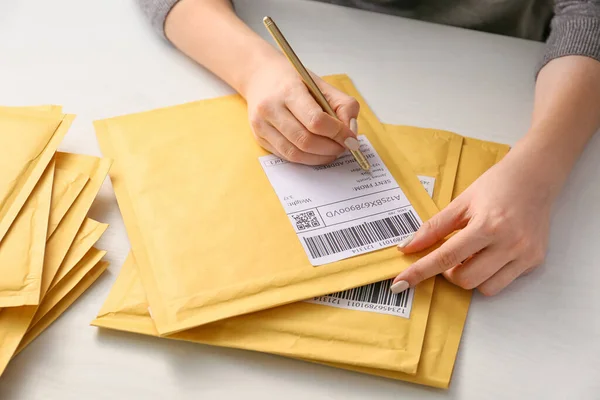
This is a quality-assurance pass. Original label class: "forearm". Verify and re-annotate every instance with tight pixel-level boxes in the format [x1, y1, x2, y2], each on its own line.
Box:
[511, 56, 600, 198]
[164, 0, 284, 97]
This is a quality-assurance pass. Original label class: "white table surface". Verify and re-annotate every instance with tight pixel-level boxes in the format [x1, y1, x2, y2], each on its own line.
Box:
[1, 0, 599, 399]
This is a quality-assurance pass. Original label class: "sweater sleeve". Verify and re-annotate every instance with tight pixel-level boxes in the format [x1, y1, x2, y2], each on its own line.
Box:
[136, 0, 181, 39]
[541, 0, 600, 69]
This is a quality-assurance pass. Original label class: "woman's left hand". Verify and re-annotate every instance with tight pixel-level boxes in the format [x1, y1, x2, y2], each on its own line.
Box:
[391, 144, 557, 296]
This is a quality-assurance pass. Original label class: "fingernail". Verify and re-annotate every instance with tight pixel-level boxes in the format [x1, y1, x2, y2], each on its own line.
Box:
[344, 137, 360, 151]
[350, 118, 358, 135]
[390, 280, 410, 294]
[397, 233, 414, 250]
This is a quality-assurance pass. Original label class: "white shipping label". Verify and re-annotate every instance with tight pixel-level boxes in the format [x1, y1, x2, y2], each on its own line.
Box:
[259, 136, 423, 266]
[417, 175, 436, 198]
[304, 175, 436, 318]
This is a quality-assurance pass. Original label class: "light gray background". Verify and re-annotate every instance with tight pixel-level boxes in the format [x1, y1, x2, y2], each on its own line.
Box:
[0, 0, 598, 398]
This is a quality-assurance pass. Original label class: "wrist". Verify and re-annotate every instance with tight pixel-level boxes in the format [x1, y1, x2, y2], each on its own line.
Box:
[507, 130, 574, 199]
[236, 44, 286, 98]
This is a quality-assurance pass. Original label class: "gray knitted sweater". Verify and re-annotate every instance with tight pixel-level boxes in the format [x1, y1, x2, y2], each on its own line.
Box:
[139, 0, 600, 71]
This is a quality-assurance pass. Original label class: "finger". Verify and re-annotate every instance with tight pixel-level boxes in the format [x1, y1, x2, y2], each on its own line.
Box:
[260, 122, 337, 166]
[521, 266, 536, 276]
[255, 136, 283, 158]
[398, 199, 469, 254]
[251, 116, 283, 157]
[391, 221, 491, 291]
[284, 90, 357, 149]
[443, 247, 513, 290]
[476, 260, 526, 296]
[315, 79, 360, 127]
[268, 109, 344, 157]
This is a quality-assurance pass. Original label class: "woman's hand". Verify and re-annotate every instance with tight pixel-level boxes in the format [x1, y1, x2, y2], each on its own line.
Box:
[165, 0, 360, 165]
[392, 144, 556, 296]
[391, 56, 600, 297]
[244, 58, 360, 165]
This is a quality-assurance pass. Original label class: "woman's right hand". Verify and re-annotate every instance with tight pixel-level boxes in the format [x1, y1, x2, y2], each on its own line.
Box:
[243, 57, 361, 165]
[164, 0, 359, 165]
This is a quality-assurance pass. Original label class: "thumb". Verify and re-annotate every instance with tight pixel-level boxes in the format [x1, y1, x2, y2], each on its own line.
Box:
[398, 199, 469, 254]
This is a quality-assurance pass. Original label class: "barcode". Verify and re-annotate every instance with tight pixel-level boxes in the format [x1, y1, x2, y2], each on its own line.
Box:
[327, 279, 411, 308]
[303, 210, 419, 259]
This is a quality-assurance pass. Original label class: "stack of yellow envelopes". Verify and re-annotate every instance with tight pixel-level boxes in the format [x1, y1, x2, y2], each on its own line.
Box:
[90, 75, 510, 389]
[0, 105, 112, 376]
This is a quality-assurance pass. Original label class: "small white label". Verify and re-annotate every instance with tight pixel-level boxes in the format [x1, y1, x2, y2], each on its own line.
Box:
[304, 175, 436, 318]
[259, 136, 422, 266]
[417, 175, 436, 198]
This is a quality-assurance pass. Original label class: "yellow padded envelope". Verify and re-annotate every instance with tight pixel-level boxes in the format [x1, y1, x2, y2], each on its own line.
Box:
[93, 162, 446, 374]
[15, 260, 109, 358]
[0, 247, 107, 377]
[89, 120, 461, 375]
[41, 153, 112, 298]
[0, 158, 89, 308]
[0, 161, 54, 307]
[94, 248, 433, 373]
[50, 218, 108, 290]
[91, 76, 463, 374]
[30, 248, 107, 328]
[0, 110, 69, 243]
[94, 79, 439, 335]
[0, 153, 111, 376]
[0, 106, 83, 239]
[0, 164, 81, 374]
[93, 133, 510, 388]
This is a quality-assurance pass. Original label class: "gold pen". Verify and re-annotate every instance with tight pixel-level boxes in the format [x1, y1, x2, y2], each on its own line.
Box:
[263, 16, 371, 171]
